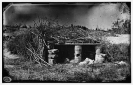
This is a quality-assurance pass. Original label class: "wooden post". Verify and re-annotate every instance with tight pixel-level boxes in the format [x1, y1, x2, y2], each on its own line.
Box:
[74, 45, 82, 63]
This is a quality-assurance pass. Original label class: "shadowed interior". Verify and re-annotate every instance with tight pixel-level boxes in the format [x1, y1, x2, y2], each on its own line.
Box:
[54, 45, 96, 63]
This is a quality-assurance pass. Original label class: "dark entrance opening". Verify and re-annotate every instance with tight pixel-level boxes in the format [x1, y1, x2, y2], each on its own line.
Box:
[54, 45, 96, 63]
[82, 45, 96, 61]
[54, 45, 74, 63]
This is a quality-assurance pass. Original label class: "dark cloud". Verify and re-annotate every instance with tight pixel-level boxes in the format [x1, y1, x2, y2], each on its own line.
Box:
[4, 4, 93, 26]
[3, 3, 130, 30]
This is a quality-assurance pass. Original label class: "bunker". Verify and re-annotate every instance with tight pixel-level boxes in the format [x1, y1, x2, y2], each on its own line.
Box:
[47, 38, 101, 64]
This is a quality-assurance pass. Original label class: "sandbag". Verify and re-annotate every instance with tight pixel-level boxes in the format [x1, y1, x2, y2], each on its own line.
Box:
[79, 58, 94, 65]
[94, 54, 106, 63]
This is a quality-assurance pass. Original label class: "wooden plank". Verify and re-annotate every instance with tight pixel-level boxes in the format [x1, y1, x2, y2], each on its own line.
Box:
[54, 43, 100, 45]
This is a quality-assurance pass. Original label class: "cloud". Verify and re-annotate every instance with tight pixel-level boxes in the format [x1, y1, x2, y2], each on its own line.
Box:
[86, 3, 130, 30]
[4, 3, 130, 30]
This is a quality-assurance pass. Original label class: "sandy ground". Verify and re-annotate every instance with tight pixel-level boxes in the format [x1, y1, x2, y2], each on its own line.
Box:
[104, 34, 130, 44]
[3, 48, 19, 59]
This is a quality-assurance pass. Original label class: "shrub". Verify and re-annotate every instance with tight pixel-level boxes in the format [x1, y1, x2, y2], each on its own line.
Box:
[100, 43, 130, 62]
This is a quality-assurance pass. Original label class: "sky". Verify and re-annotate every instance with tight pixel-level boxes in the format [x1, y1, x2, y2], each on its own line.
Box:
[3, 2, 130, 30]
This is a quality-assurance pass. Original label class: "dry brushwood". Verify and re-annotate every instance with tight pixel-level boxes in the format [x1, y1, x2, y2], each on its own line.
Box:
[26, 42, 51, 67]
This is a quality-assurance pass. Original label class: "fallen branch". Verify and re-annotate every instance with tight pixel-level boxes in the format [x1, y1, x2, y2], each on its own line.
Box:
[26, 46, 51, 66]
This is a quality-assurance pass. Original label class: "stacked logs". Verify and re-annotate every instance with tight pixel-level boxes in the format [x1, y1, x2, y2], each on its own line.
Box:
[48, 49, 59, 65]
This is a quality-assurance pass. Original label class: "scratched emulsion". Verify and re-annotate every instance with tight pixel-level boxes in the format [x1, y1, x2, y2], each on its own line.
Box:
[3, 2, 131, 83]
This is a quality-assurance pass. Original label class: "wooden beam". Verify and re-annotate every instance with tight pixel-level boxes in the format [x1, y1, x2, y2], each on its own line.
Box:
[64, 43, 101, 45]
